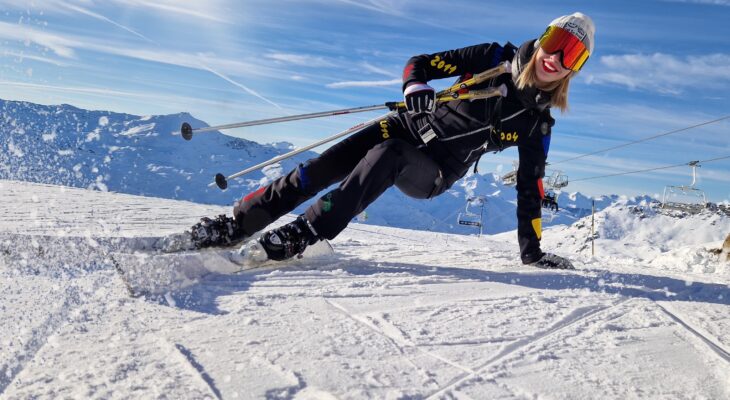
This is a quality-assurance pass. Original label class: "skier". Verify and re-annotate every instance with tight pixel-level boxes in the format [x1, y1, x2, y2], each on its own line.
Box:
[191, 12, 595, 270]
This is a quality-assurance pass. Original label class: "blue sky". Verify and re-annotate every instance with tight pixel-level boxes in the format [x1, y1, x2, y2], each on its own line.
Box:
[1, 0, 729, 203]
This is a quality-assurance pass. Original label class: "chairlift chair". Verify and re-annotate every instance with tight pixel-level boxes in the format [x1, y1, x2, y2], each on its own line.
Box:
[501, 161, 520, 186]
[544, 170, 569, 190]
[542, 191, 559, 212]
[457, 196, 486, 236]
[501, 170, 518, 186]
[540, 190, 560, 223]
[661, 161, 707, 214]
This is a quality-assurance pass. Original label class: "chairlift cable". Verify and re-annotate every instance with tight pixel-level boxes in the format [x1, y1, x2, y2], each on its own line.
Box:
[571, 155, 730, 182]
[552, 115, 730, 165]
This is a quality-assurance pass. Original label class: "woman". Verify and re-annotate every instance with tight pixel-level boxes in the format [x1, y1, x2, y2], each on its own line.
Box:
[192, 12, 595, 270]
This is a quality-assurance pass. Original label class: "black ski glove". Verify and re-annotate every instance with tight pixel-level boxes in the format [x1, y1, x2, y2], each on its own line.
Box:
[403, 82, 435, 114]
[531, 253, 575, 270]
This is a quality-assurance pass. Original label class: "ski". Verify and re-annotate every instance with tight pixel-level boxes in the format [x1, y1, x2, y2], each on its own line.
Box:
[111, 237, 334, 297]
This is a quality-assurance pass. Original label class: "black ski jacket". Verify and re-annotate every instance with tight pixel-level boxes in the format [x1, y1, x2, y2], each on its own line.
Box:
[400, 40, 554, 263]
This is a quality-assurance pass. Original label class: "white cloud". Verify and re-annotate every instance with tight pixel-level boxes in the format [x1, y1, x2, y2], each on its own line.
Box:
[0, 0, 234, 23]
[0, 21, 299, 108]
[0, 80, 281, 115]
[360, 62, 399, 78]
[0, 80, 161, 99]
[325, 0, 476, 37]
[330, 0, 407, 16]
[108, 0, 233, 23]
[586, 53, 730, 93]
[0, 22, 204, 68]
[326, 79, 401, 88]
[0, 21, 77, 58]
[665, 0, 730, 5]
[264, 52, 336, 68]
[0, 20, 301, 86]
[1, 50, 70, 66]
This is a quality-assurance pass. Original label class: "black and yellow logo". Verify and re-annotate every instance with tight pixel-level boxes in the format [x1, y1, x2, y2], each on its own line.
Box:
[500, 131, 519, 143]
[380, 120, 390, 139]
[430, 55, 457, 74]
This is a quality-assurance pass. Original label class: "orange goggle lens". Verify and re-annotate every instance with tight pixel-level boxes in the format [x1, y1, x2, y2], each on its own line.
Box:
[539, 25, 590, 72]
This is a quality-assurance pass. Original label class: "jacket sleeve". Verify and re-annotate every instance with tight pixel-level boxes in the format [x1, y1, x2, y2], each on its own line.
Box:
[516, 115, 553, 264]
[402, 42, 504, 90]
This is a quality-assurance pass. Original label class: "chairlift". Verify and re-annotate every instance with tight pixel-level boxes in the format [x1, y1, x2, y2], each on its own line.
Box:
[457, 196, 486, 236]
[544, 170, 569, 190]
[542, 191, 559, 212]
[541, 190, 560, 223]
[661, 161, 708, 214]
[501, 161, 519, 186]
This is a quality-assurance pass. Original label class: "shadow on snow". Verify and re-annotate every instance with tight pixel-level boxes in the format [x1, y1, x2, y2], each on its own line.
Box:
[159, 256, 730, 315]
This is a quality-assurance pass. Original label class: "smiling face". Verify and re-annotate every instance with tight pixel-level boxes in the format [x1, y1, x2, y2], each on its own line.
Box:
[534, 47, 572, 86]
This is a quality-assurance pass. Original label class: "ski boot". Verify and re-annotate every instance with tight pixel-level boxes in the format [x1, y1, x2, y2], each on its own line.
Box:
[257, 216, 319, 261]
[531, 253, 574, 270]
[189, 214, 246, 249]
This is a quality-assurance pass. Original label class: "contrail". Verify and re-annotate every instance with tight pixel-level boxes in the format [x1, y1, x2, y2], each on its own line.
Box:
[327, 79, 400, 88]
[52, 3, 283, 110]
[58, 1, 159, 45]
[54, 1, 282, 110]
[198, 59, 283, 109]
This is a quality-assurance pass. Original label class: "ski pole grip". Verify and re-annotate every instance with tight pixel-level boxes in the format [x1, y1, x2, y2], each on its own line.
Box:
[181, 122, 193, 141]
[385, 101, 401, 111]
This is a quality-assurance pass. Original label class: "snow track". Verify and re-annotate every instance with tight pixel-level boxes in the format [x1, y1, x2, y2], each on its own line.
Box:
[1, 181, 729, 399]
[326, 299, 477, 376]
[655, 303, 730, 363]
[425, 299, 633, 399]
[0, 285, 81, 394]
[169, 342, 223, 400]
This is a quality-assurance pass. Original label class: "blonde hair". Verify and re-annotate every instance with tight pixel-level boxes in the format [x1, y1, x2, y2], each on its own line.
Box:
[514, 50, 573, 113]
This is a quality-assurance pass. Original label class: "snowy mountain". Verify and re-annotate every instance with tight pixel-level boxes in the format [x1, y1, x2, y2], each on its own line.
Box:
[0, 98, 314, 206]
[1, 180, 728, 398]
[1, 98, 650, 235]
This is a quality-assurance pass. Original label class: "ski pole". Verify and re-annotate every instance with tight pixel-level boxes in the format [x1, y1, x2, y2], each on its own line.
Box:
[180, 104, 398, 140]
[209, 111, 397, 189]
[182, 61, 511, 140]
[208, 83, 508, 189]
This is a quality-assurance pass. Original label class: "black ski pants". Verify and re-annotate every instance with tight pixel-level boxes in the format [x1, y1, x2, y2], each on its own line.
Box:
[233, 115, 446, 239]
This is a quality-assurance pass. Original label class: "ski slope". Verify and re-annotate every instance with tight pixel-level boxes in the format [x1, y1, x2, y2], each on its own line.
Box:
[1, 180, 729, 399]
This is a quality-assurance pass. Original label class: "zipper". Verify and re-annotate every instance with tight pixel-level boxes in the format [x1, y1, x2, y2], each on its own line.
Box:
[439, 108, 526, 143]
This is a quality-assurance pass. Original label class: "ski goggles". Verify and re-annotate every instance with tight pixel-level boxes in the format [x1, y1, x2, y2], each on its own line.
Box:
[538, 25, 590, 72]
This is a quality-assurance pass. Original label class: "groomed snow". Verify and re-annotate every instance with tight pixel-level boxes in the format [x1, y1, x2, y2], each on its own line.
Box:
[1, 180, 729, 399]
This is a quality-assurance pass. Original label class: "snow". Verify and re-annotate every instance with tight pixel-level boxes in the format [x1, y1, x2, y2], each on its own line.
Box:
[1, 180, 729, 399]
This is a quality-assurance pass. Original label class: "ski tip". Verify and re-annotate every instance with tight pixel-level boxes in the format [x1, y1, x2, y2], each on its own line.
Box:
[181, 122, 193, 140]
[215, 173, 228, 190]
